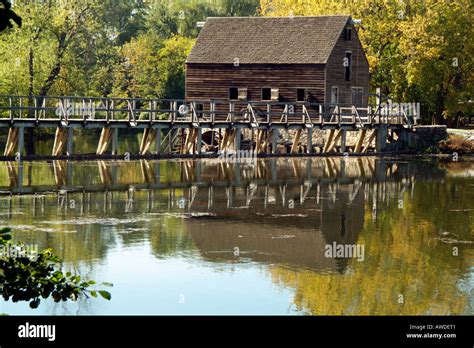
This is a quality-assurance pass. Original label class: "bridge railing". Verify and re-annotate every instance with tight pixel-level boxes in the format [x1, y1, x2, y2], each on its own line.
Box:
[0, 95, 413, 127]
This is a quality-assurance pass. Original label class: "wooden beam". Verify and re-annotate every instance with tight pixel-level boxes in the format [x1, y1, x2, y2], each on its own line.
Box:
[139, 128, 157, 155]
[52, 128, 68, 156]
[189, 129, 199, 154]
[181, 129, 191, 155]
[362, 130, 377, 153]
[221, 129, 236, 152]
[354, 129, 367, 153]
[323, 129, 335, 153]
[219, 129, 230, 152]
[4, 128, 19, 156]
[325, 129, 343, 153]
[97, 128, 113, 155]
[290, 129, 302, 154]
[256, 129, 270, 154]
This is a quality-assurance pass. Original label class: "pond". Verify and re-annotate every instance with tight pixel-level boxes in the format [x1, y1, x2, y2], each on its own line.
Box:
[0, 156, 473, 315]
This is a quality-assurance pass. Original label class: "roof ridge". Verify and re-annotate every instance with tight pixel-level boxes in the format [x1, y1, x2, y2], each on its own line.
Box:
[206, 15, 351, 19]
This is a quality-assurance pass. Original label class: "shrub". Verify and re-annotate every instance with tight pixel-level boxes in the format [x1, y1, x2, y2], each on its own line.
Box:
[439, 135, 474, 155]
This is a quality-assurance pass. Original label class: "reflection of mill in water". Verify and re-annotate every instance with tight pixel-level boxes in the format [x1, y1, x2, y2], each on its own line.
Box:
[187, 183, 366, 274]
[0, 158, 425, 273]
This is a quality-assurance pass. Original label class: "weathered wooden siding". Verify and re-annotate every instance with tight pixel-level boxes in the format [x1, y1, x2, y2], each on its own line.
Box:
[185, 64, 326, 104]
[325, 22, 370, 105]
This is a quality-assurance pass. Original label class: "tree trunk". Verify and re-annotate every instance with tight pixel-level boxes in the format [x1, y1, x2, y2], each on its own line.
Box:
[26, 47, 35, 155]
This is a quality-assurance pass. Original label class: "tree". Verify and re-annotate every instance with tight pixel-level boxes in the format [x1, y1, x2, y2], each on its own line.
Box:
[398, 0, 474, 124]
[260, 0, 474, 124]
[112, 34, 194, 99]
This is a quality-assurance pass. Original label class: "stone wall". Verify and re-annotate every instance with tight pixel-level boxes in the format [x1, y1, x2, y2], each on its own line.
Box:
[408, 126, 448, 151]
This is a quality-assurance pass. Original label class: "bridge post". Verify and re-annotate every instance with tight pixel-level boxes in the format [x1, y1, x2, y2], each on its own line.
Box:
[376, 125, 388, 152]
[17, 126, 24, 157]
[234, 128, 241, 152]
[155, 129, 161, 154]
[112, 128, 118, 155]
[271, 128, 279, 154]
[67, 128, 74, 156]
[340, 129, 347, 153]
[307, 128, 313, 154]
[197, 128, 202, 154]
[4, 128, 19, 157]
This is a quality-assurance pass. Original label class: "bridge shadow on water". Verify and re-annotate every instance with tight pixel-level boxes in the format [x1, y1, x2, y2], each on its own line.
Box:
[0, 157, 445, 273]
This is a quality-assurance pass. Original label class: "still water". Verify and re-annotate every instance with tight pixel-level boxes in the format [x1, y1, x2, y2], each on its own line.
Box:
[0, 157, 473, 315]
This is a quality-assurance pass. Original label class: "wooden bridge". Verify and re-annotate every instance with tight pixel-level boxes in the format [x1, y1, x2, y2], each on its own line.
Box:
[0, 95, 416, 158]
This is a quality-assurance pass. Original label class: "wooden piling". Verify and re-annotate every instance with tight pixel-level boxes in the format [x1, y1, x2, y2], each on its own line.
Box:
[354, 129, 367, 153]
[52, 128, 69, 156]
[323, 129, 335, 153]
[139, 128, 157, 155]
[97, 128, 114, 155]
[290, 129, 302, 154]
[4, 128, 19, 156]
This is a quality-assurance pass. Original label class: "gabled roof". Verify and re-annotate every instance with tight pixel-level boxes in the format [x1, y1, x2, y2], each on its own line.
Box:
[186, 15, 351, 65]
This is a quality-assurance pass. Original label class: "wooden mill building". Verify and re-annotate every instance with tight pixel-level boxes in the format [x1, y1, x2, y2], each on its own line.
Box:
[185, 15, 370, 107]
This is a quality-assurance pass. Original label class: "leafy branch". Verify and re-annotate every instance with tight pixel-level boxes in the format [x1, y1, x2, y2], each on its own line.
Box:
[0, 227, 112, 309]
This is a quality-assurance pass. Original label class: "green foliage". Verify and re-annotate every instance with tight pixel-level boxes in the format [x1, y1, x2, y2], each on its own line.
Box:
[260, 0, 474, 124]
[0, 227, 111, 309]
[2, 0, 469, 124]
[0, 0, 259, 100]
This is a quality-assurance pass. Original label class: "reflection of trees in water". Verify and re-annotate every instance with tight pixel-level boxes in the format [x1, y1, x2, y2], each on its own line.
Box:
[0, 159, 472, 315]
[268, 185, 472, 315]
[9, 223, 112, 264]
[148, 217, 195, 258]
